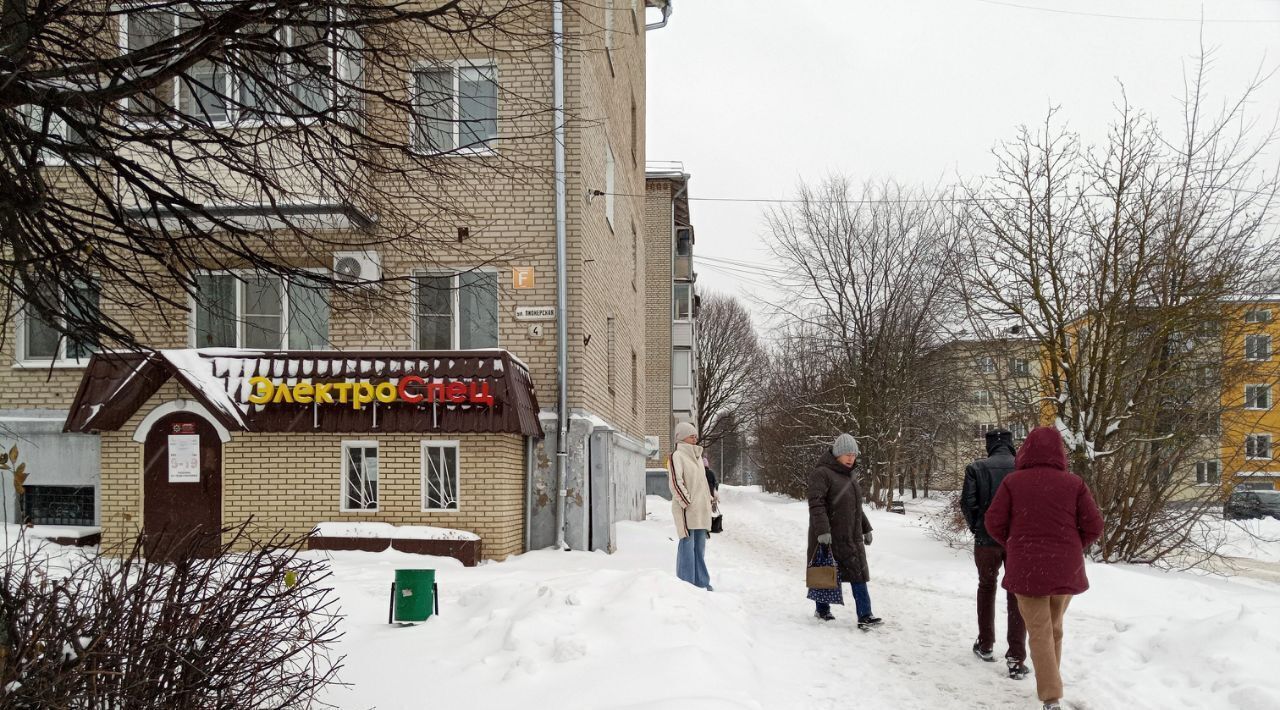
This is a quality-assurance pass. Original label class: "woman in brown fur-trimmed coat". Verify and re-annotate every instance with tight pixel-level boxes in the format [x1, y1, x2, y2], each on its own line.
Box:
[807, 433, 881, 627]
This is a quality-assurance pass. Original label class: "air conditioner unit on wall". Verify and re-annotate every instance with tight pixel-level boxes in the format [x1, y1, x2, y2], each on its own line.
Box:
[333, 250, 382, 286]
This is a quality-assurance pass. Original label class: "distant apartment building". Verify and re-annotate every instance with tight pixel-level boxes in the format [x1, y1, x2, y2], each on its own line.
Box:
[932, 330, 1042, 490]
[1050, 300, 1280, 499]
[643, 163, 699, 465]
[931, 303, 1280, 497]
[1, 2, 675, 560]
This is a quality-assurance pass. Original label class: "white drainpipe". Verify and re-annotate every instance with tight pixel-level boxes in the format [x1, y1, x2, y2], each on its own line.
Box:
[552, 0, 570, 551]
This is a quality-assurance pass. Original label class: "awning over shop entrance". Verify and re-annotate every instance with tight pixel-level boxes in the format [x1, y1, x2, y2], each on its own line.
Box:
[63, 349, 542, 437]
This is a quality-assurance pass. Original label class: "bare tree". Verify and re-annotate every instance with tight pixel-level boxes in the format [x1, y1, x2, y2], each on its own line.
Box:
[695, 292, 763, 446]
[958, 60, 1279, 563]
[753, 320, 837, 498]
[754, 178, 968, 505]
[1, 0, 590, 352]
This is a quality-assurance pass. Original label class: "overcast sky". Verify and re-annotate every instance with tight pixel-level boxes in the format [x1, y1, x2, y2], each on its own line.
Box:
[645, 0, 1280, 317]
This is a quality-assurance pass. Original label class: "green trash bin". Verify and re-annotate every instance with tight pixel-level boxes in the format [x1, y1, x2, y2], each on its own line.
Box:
[390, 569, 438, 623]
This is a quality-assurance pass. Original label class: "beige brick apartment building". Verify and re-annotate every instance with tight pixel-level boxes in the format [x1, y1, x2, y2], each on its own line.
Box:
[643, 163, 700, 467]
[2, 2, 675, 561]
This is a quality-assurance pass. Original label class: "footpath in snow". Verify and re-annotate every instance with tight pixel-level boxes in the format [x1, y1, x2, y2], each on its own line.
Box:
[316, 486, 1280, 710]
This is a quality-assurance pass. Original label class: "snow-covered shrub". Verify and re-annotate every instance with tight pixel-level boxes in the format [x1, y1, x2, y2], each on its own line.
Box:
[0, 525, 343, 708]
[922, 491, 971, 550]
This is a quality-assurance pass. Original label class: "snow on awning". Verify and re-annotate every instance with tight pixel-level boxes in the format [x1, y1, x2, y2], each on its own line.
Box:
[63, 349, 542, 437]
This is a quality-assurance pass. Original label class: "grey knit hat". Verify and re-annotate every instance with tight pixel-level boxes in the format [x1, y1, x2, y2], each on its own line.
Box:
[675, 421, 698, 443]
[832, 433, 860, 458]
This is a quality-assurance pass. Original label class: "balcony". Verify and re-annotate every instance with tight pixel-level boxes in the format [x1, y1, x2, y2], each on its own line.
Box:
[673, 322, 694, 348]
[675, 255, 693, 281]
[673, 386, 694, 413]
[675, 227, 693, 280]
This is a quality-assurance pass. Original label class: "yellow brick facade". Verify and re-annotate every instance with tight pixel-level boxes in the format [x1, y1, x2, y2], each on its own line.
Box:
[1221, 302, 1280, 492]
[98, 385, 527, 560]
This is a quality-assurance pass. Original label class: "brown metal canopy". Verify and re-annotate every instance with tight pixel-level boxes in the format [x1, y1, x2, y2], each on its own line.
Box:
[64, 349, 542, 437]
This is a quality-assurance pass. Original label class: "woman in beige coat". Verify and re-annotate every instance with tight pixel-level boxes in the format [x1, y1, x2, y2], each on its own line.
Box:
[668, 421, 713, 590]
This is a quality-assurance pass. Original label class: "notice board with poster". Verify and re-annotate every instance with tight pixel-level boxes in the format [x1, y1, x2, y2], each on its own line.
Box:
[168, 434, 201, 483]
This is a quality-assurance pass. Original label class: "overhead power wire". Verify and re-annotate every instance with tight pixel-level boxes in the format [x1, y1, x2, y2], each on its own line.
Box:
[606, 183, 1277, 205]
[698, 254, 796, 277]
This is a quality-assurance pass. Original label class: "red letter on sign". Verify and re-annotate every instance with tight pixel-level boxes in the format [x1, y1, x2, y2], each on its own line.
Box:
[398, 375, 425, 403]
[445, 381, 468, 403]
[470, 380, 495, 405]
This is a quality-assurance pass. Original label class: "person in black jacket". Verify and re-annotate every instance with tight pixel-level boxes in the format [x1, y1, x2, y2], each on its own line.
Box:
[703, 456, 722, 533]
[961, 428, 1028, 679]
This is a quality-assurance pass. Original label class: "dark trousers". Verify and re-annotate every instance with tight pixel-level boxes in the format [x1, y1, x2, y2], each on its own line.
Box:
[976, 544, 1026, 661]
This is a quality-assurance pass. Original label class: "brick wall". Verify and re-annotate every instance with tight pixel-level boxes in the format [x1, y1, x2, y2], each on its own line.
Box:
[562, 3, 648, 437]
[643, 180, 675, 465]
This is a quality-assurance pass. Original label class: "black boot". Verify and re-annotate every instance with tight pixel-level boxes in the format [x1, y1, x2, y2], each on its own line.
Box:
[857, 614, 883, 627]
[1008, 659, 1029, 680]
[814, 608, 835, 621]
[972, 640, 995, 662]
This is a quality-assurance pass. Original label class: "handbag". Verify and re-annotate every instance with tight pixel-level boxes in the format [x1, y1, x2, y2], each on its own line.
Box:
[805, 543, 838, 590]
[711, 513, 723, 534]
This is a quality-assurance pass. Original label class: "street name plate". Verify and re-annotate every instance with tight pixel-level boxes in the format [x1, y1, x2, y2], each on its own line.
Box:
[516, 306, 556, 321]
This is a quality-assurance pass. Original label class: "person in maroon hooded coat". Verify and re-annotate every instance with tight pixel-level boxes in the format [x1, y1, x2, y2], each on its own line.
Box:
[984, 427, 1104, 710]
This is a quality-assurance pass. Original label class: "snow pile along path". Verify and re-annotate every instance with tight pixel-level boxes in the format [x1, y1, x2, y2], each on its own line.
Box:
[316, 486, 1280, 709]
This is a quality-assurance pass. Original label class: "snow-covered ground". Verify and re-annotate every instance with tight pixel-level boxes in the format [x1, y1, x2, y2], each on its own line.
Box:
[313, 487, 1280, 710]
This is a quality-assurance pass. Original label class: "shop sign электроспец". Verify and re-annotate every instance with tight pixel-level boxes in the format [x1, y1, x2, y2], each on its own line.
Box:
[245, 376, 495, 411]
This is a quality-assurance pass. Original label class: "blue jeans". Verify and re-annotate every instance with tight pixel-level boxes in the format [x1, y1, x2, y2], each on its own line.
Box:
[816, 582, 873, 618]
[676, 529, 711, 589]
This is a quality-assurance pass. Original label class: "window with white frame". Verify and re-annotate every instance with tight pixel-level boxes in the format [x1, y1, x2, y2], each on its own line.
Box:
[975, 357, 995, 374]
[1195, 460, 1221, 485]
[193, 272, 329, 349]
[17, 105, 85, 165]
[1197, 365, 1217, 388]
[413, 270, 498, 349]
[1245, 385, 1272, 410]
[20, 279, 100, 363]
[1009, 358, 1031, 376]
[124, 8, 178, 117]
[604, 0, 615, 51]
[974, 390, 994, 406]
[673, 283, 693, 321]
[605, 142, 616, 228]
[1245, 334, 1272, 361]
[606, 316, 617, 393]
[974, 423, 999, 439]
[630, 93, 637, 165]
[421, 441, 459, 511]
[673, 349, 692, 388]
[1245, 309, 1272, 324]
[411, 63, 497, 153]
[342, 441, 379, 511]
[1010, 422, 1029, 440]
[1246, 434, 1272, 460]
[122, 8, 344, 123]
